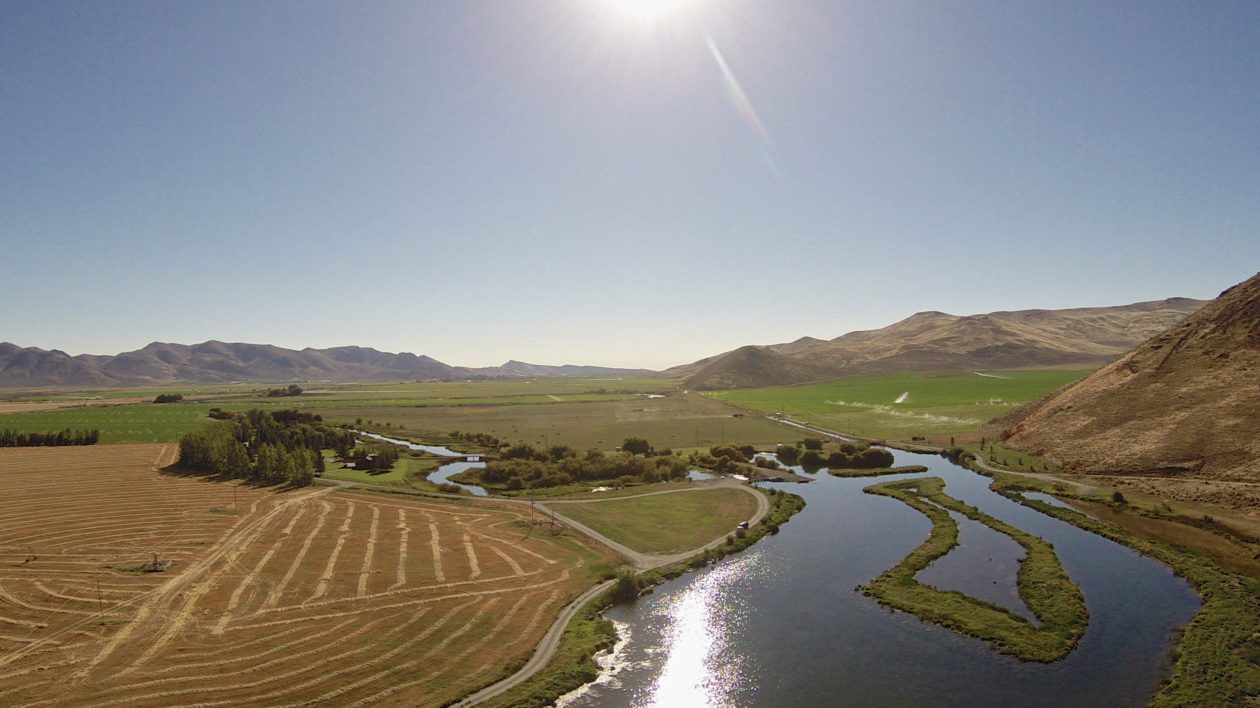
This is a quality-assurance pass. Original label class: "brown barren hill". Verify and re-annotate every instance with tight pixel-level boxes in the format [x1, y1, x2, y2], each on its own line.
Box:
[1003, 272, 1260, 487]
[673, 297, 1206, 390]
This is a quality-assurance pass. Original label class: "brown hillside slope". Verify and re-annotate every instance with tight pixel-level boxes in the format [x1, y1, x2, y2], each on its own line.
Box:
[1005, 273, 1260, 488]
[674, 298, 1206, 390]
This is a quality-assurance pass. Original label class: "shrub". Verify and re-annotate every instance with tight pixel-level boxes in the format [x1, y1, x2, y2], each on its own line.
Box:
[621, 437, 651, 455]
[611, 571, 640, 604]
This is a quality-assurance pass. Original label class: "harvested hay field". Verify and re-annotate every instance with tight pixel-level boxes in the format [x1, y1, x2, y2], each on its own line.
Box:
[0, 445, 609, 706]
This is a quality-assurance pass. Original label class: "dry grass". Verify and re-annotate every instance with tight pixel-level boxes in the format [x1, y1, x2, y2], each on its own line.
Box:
[0, 398, 150, 415]
[0, 445, 609, 706]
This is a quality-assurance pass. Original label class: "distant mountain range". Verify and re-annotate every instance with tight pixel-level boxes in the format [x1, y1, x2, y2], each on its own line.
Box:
[1004, 272, 1260, 483]
[666, 297, 1208, 390]
[2, 295, 1211, 390]
[0, 341, 653, 388]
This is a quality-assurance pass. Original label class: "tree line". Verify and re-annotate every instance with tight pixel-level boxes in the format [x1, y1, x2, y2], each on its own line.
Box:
[470, 438, 687, 490]
[0, 429, 101, 447]
[177, 409, 354, 486]
[690, 437, 895, 471]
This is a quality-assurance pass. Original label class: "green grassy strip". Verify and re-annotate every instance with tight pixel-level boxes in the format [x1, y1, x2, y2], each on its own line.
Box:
[547, 488, 759, 555]
[989, 478, 1260, 706]
[475, 488, 806, 707]
[861, 477, 1087, 661]
[828, 464, 929, 478]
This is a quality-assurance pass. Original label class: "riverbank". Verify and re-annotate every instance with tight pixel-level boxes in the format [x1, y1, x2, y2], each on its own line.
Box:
[763, 414, 1260, 704]
[474, 487, 806, 707]
[990, 475, 1260, 705]
[829, 464, 928, 478]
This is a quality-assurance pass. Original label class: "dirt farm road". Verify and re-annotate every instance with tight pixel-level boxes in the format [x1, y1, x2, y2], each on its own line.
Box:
[451, 577, 615, 707]
[320, 476, 770, 705]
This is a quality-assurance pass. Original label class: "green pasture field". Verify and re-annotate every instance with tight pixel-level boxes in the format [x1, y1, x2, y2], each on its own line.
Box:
[0, 377, 675, 406]
[709, 370, 1090, 443]
[301, 377, 675, 399]
[315, 394, 793, 451]
[0, 404, 219, 443]
[213, 393, 643, 409]
[548, 487, 759, 554]
[318, 453, 443, 487]
[0, 382, 262, 402]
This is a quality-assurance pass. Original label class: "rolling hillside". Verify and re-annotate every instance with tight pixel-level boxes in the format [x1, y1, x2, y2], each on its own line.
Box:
[1003, 273, 1260, 485]
[670, 298, 1206, 390]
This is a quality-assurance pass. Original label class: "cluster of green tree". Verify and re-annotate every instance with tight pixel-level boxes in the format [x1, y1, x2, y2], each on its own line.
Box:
[153, 393, 183, 403]
[178, 409, 351, 486]
[0, 429, 100, 447]
[689, 444, 756, 473]
[266, 384, 303, 397]
[773, 439, 894, 470]
[621, 437, 650, 455]
[941, 447, 977, 466]
[450, 430, 501, 448]
[755, 457, 781, 470]
[341, 443, 400, 472]
[824, 443, 894, 469]
[473, 438, 687, 490]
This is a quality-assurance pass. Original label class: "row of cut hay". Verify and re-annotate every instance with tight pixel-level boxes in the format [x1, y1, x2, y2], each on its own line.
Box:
[209, 493, 543, 619]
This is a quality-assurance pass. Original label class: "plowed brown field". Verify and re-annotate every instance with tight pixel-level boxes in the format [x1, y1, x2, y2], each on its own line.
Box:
[0, 445, 608, 706]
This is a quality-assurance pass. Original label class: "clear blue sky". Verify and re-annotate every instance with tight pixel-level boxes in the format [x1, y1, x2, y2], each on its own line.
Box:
[3, 1, 1257, 369]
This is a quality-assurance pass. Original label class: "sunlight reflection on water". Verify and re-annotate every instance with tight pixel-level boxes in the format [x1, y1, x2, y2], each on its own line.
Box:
[638, 552, 760, 707]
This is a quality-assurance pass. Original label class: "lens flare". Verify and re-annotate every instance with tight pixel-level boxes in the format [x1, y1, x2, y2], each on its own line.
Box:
[705, 34, 782, 180]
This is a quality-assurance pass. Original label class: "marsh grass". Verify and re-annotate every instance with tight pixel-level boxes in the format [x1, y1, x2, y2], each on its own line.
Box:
[827, 464, 929, 478]
[861, 477, 1087, 662]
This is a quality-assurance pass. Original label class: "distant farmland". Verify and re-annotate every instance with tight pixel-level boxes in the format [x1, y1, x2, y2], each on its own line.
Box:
[0, 404, 214, 443]
[710, 370, 1090, 442]
[0, 378, 799, 452]
[0, 445, 610, 706]
[319, 394, 794, 451]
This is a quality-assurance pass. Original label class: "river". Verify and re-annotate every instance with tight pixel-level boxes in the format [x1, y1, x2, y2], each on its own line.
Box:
[559, 448, 1201, 707]
[354, 430, 489, 496]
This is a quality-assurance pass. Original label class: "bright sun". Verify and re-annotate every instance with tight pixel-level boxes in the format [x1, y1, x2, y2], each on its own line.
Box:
[608, 0, 689, 20]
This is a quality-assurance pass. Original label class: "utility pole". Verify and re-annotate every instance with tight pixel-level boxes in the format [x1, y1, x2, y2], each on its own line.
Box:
[95, 577, 103, 612]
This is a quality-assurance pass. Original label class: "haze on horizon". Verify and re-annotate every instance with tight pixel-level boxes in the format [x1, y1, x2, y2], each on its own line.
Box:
[3, 1, 1258, 370]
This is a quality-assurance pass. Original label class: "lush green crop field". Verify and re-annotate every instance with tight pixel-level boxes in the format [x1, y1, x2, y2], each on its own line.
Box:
[0, 404, 219, 443]
[709, 370, 1090, 443]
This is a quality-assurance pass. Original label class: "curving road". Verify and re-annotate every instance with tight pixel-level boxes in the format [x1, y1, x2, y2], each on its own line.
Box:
[320, 476, 770, 571]
[452, 577, 616, 707]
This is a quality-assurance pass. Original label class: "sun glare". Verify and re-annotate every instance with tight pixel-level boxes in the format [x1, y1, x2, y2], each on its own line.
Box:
[608, 0, 689, 20]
